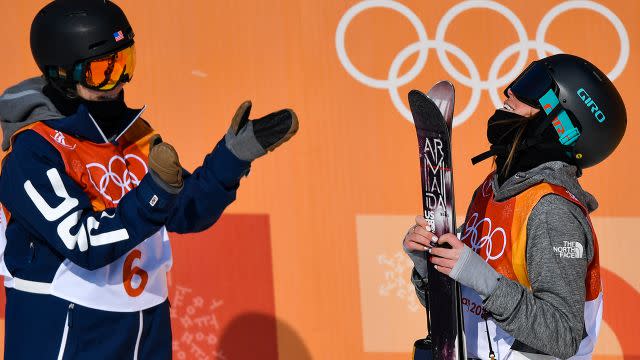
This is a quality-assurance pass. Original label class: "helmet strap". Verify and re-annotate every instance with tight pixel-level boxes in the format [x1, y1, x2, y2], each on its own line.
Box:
[46, 72, 79, 100]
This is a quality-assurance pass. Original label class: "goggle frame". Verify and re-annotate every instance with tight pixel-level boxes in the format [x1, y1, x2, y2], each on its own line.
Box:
[72, 43, 136, 91]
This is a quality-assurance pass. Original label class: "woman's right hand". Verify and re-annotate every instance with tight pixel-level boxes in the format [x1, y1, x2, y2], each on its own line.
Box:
[403, 215, 439, 253]
[404, 215, 437, 308]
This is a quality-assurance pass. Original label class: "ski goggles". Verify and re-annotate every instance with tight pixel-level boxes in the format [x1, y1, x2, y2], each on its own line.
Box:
[504, 60, 558, 108]
[504, 60, 581, 146]
[74, 44, 136, 91]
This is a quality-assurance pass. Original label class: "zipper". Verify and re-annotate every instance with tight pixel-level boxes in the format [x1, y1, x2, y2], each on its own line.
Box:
[28, 242, 35, 263]
[133, 310, 143, 360]
[68, 303, 75, 327]
[56, 303, 75, 360]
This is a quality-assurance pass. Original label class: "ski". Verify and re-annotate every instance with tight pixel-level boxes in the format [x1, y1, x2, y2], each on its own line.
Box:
[409, 81, 466, 360]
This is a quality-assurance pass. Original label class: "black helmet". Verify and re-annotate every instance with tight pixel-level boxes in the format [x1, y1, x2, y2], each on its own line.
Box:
[30, 0, 134, 90]
[504, 54, 627, 168]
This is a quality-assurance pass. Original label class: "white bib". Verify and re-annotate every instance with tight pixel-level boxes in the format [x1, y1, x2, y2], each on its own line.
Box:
[49, 228, 172, 312]
[461, 285, 515, 360]
[461, 285, 603, 360]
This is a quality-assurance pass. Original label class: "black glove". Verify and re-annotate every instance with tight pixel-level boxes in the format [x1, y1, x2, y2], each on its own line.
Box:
[225, 101, 299, 161]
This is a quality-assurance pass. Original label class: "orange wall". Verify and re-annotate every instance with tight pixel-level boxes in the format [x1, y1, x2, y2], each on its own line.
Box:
[0, 1, 638, 359]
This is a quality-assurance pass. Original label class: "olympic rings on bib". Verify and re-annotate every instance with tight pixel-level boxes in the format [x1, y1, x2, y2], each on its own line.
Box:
[336, 0, 629, 126]
[86, 154, 148, 204]
[461, 213, 507, 261]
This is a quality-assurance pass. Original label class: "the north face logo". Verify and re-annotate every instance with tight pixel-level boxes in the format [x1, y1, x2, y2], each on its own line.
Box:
[553, 241, 584, 259]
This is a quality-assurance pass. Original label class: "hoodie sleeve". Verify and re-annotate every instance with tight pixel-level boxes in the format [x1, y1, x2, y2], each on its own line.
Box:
[0, 130, 179, 270]
[482, 194, 593, 359]
[164, 138, 251, 234]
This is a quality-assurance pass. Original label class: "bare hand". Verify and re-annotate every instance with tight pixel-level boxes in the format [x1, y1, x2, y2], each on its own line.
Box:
[429, 234, 465, 276]
[403, 215, 439, 252]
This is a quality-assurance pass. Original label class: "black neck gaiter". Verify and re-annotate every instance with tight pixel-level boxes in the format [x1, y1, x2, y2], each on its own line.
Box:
[487, 109, 575, 186]
[43, 85, 128, 140]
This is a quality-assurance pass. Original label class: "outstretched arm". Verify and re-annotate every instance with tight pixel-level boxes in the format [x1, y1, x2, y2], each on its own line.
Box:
[164, 139, 250, 233]
[165, 101, 298, 234]
[0, 131, 180, 270]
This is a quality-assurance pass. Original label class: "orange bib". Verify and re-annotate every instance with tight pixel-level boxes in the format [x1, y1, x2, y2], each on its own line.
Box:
[461, 173, 601, 300]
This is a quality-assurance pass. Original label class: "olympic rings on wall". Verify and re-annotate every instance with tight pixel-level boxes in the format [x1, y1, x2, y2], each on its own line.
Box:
[336, 0, 629, 126]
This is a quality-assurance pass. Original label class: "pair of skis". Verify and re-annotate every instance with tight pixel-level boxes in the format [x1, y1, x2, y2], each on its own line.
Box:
[409, 82, 466, 360]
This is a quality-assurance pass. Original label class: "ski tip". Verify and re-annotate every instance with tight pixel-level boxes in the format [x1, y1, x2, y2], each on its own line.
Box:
[408, 89, 427, 100]
[407, 89, 446, 130]
[428, 80, 455, 94]
[433, 80, 454, 87]
[408, 89, 432, 105]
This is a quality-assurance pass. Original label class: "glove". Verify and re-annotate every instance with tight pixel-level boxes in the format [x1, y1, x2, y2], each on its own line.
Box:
[225, 101, 299, 161]
[148, 135, 183, 188]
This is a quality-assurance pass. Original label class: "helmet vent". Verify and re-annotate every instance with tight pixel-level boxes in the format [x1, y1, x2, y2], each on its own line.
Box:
[592, 71, 603, 82]
[88, 40, 108, 50]
[67, 11, 88, 17]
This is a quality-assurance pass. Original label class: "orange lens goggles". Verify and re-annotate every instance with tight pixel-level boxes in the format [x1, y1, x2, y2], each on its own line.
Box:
[83, 44, 136, 91]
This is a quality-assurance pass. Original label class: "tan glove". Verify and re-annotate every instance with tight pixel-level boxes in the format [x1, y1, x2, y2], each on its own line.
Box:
[148, 135, 183, 188]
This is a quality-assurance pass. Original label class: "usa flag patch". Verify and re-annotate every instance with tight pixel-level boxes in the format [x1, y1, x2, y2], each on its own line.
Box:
[113, 30, 124, 42]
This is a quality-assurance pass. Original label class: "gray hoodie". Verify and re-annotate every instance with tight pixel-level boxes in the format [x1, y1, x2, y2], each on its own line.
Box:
[411, 161, 597, 359]
[0, 77, 64, 151]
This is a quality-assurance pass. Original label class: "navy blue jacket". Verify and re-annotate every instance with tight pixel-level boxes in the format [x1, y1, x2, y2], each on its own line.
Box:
[0, 104, 250, 280]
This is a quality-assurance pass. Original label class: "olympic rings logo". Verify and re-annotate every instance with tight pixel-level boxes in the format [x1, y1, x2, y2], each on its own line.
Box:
[460, 212, 507, 261]
[86, 154, 148, 204]
[336, 0, 629, 126]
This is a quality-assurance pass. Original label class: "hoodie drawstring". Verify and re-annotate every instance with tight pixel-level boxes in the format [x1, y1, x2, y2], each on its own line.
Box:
[482, 312, 496, 360]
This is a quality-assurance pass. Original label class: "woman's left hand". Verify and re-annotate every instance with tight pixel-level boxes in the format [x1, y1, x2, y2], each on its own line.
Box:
[428, 233, 501, 300]
[429, 233, 466, 276]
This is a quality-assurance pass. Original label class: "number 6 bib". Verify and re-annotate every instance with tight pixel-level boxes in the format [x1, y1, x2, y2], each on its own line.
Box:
[49, 228, 172, 312]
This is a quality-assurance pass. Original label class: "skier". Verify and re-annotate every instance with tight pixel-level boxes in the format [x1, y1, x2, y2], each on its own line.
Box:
[0, 0, 298, 359]
[404, 54, 625, 359]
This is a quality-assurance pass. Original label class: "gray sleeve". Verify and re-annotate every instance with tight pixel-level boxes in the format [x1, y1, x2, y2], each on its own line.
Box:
[482, 195, 594, 359]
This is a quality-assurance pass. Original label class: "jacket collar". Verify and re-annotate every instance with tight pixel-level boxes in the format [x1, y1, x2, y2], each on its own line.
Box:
[43, 103, 147, 144]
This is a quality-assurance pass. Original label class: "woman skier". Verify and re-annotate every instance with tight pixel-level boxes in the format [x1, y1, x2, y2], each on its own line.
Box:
[404, 54, 626, 359]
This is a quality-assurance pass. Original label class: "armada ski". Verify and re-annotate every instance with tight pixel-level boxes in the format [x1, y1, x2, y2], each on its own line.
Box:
[409, 81, 466, 360]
